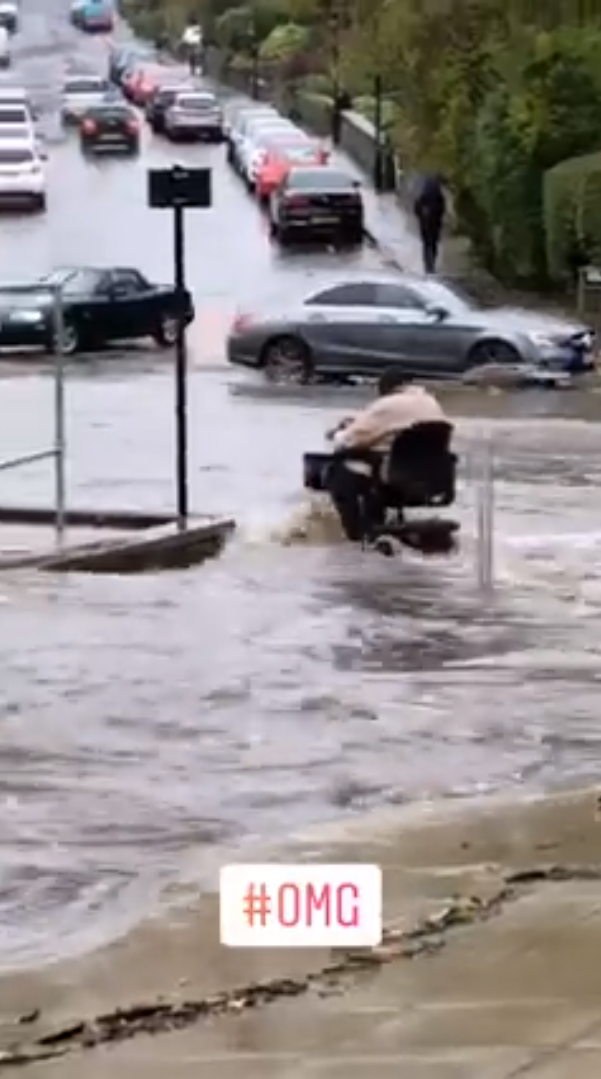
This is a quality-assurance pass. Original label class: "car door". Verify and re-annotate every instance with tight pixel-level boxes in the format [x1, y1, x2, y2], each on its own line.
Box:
[105, 269, 151, 341]
[303, 283, 390, 375]
[370, 282, 460, 377]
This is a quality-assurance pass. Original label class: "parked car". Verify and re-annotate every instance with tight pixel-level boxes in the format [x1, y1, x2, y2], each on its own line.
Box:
[108, 44, 155, 85]
[122, 64, 182, 107]
[255, 139, 329, 203]
[226, 273, 596, 384]
[227, 105, 279, 170]
[0, 85, 37, 117]
[268, 165, 364, 246]
[60, 74, 111, 125]
[241, 124, 312, 191]
[145, 83, 191, 133]
[163, 89, 223, 142]
[0, 102, 36, 143]
[80, 102, 140, 155]
[0, 141, 46, 212]
[237, 116, 300, 186]
[0, 26, 10, 68]
[0, 266, 195, 355]
[0, 126, 47, 159]
[0, 1, 18, 33]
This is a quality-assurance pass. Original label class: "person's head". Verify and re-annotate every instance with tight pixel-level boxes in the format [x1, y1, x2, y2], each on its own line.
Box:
[378, 368, 411, 397]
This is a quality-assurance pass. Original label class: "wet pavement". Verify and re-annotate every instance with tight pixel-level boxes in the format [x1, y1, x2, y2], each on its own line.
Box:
[2, 789, 601, 1078]
[2, 0, 601, 975]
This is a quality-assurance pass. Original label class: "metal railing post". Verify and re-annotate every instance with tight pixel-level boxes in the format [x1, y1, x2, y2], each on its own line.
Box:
[476, 438, 494, 594]
[52, 285, 66, 545]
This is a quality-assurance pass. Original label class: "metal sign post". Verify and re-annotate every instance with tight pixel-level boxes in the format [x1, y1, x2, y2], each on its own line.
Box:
[52, 284, 66, 545]
[147, 165, 212, 530]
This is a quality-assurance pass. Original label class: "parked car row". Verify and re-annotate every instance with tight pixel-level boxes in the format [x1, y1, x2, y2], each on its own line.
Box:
[225, 99, 364, 247]
[0, 82, 47, 211]
[107, 44, 224, 142]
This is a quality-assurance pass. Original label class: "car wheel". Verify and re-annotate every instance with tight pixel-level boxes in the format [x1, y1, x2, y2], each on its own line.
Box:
[51, 320, 80, 356]
[466, 338, 523, 375]
[261, 336, 314, 384]
[154, 313, 179, 347]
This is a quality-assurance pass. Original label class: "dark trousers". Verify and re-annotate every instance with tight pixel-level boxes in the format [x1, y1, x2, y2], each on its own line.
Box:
[327, 457, 381, 542]
[417, 217, 442, 274]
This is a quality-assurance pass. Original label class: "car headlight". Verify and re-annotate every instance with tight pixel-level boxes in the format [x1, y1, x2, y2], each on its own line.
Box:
[10, 309, 44, 322]
[527, 331, 557, 348]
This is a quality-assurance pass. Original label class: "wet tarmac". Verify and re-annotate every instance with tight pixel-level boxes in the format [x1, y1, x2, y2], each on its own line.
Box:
[1, 0, 601, 973]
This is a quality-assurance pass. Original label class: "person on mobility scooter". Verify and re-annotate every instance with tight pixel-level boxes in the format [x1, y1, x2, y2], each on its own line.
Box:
[303, 369, 459, 556]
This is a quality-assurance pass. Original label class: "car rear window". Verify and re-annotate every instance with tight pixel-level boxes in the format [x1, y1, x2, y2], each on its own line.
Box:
[0, 106, 27, 122]
[176, 94, 217, 110]
[87, 105, 129, 119]
[287, 168, 355, 189]
[64, 78, 108, 94]
[0, 146, 33, 163]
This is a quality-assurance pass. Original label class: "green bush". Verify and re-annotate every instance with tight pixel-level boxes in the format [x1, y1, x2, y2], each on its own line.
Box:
[259, 22, 308, 63]
[353, 95, 398, 131]
[293, 91, 333, 136]
[544, 153, 601, 282]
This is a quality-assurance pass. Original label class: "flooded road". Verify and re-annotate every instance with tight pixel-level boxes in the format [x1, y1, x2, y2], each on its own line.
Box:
[1, 0, 601, 972]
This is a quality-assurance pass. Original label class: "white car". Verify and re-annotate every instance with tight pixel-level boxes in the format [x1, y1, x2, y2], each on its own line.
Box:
[0, 102, 36, 138]
[0, 86, 37, 115]
[0, 142, 46, 210]
[239, 118, 301, 186]
[164, 90, 223, 141]
[60, 75, 111, 125]
[0, 125, 47, 158]
[228, 105, 279, 170]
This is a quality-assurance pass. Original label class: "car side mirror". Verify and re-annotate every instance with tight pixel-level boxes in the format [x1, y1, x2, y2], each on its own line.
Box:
[426, 303, 448, 321]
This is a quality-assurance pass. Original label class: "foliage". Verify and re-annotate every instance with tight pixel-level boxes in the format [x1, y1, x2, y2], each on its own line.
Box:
[259, 23, 309, 63]
[122, 0, 601, 284]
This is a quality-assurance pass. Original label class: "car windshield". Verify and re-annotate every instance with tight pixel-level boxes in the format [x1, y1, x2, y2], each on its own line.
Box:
[287, 168, 355, 189]
[176, 94, 217, 110]
[0, 146, 33, 164]
[40, 269, 100, 295]
[64, 78, 108, 94]
[0, 106, 27, 122]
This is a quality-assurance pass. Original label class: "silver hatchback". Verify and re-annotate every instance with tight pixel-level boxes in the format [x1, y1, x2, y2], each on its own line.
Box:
[164, 90, 223, 142]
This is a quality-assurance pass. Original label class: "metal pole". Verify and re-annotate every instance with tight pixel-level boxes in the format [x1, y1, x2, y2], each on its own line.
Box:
[52, 285, 66, 546]
[331, 10, 341, 144]
[173, 202, 189, 529]
[476, 439, 494, 593]
[373, 73, 383, 192]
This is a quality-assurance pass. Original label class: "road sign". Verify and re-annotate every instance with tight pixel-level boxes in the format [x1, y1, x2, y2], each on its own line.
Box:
[147, 165, 212, 209]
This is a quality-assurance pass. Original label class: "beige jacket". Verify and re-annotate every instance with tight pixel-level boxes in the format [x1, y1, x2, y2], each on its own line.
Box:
[332, 386, 447, 453]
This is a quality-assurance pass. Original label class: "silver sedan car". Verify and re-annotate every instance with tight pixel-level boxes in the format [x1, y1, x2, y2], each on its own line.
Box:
[226, 273, 596, 384]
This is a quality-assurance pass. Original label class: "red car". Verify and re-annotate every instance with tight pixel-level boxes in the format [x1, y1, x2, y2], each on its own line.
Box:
[256, 142, 330, 202]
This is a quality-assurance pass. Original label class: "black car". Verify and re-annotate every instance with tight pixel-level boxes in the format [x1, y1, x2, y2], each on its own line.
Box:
[145, 83, 191, 134]
[0, 267, 194, 356]
[269, 166, 364, 246]
[80, 102, 140, 154]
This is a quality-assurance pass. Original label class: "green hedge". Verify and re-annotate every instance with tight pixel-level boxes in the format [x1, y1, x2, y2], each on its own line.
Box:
[544, 152, 601, 282]
[292, 91, 333, 137]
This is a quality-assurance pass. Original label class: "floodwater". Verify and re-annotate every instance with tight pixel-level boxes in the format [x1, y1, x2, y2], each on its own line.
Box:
[1, 0, 601, 972]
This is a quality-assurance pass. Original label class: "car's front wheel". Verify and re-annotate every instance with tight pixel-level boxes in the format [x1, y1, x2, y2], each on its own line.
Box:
[466, 338, 523, 376]
[50, 319, 80, 356]
[261, 335, 314, 384]
[154, 312, 179, 347]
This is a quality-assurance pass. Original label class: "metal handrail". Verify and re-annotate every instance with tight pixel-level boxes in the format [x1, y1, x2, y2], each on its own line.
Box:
[0, 282, 66, 543]
[0, 448, 57, 475]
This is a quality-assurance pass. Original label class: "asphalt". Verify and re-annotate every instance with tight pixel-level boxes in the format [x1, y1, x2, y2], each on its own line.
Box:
[1, 788, 601, 1077]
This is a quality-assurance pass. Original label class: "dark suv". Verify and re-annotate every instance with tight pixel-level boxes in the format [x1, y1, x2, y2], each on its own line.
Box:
[145, 84, 190, 134]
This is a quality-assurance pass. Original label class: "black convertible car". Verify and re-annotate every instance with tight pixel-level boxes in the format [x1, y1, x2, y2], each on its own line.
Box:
[0, 266, 194, 355]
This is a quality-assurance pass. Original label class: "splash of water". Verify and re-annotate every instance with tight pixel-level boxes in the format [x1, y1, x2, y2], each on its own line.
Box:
[270, 494, 345, 547]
